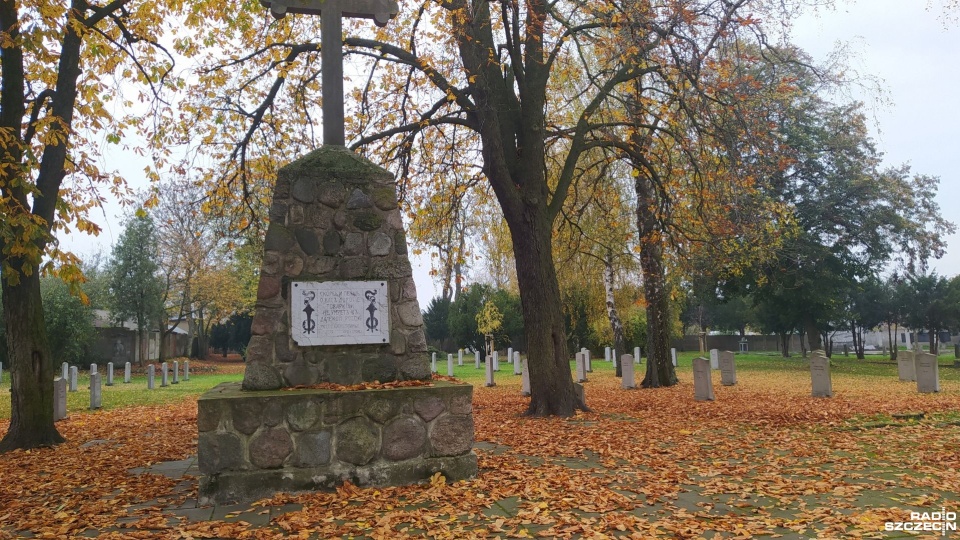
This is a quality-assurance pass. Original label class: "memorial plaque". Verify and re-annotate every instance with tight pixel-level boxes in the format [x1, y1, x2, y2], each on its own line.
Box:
[810, 354, 832, 398]
[719, 351, 736, 386]
[291, 281, 389, 346]
[692, 357, 714, 401]
[897, 351, 916, 382]
[916, 352, 940, 393]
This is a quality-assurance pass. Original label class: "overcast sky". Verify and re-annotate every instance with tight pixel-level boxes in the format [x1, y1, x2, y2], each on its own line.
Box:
[63, 0, 960, 302]
[790, 0, 960, 278]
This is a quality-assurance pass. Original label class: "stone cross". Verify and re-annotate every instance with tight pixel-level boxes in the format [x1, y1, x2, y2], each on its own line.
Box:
[260, 0, 400, 146]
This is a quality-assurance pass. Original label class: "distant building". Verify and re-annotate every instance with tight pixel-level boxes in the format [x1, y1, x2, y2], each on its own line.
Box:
[91, 309, 189, 363]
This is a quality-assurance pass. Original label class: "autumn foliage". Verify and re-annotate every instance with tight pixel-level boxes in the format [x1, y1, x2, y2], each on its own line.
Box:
[2, 364, 959, 538]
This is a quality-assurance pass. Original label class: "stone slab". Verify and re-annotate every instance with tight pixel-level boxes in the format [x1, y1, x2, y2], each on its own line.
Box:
[692, 357, 714, 401]
[719, 351, 736, 386]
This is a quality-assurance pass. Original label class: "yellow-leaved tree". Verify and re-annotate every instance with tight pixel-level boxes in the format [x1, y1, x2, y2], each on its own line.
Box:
[0, 0, 178, 452]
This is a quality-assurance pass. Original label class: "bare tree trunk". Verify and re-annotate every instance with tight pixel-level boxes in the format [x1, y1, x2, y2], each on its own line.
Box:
[603, 251, 626, 377]
[0, 271, 65, 452]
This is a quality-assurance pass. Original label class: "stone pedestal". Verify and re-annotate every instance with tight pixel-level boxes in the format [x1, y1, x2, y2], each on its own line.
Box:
[199, 146, 475, 505]
[198, 381, 477, 505]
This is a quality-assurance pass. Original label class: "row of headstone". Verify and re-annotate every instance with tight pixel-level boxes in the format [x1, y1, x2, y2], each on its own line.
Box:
[60, 360, 188, 389]
[692, 352, 740, 401]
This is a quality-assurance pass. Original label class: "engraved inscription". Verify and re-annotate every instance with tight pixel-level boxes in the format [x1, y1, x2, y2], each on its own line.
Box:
[292, 281, 389, 346]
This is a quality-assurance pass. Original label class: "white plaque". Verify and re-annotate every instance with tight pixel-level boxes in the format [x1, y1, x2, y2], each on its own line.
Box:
[292, 281, 390, 346]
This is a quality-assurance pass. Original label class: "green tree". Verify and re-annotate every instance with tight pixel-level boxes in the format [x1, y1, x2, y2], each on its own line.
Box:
[108, 214, 163, 365]
[423, 296, 452, 347]
[903, 273, 960, 355]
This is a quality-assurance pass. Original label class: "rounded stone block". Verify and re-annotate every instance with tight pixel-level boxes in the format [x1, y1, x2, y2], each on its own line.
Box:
[361, 355, 398, 383]
[370, 186, 398, 210]
[250, 427, 293, 469]
[231, 399, 264, 435]
[283, 360, 319, 388]
[396, 301, 423, 327]
[364, 398, 401, 424]
[256, 276, 282, 301]
[295, 431, 332, 467]
[449, 394, 473, 415]
[382, 416, 427, 461]
[368, 232, 393, 257]
[347, 188, 374, 209]
[284, 253, 305, 276]
[264, 224, 296, 251]
[294, 229, 320, 256]
[262, 252, 281, 275]
[389, 329, 407, 355]
[429, 415, 474, 457]
[291, 178, 318, 203]
[340, 258, 368, 279]
[323, 230, 342, 256]
[242, 362, 283, 391]
[198, 432, 245, 474]
[197, 403, 221, 432]
[317, 181, 346, 207]
[251, 309, 281, 336]
[353, 211, 384, 231]
[343, 232, 364, 256]
[414, 396, 445, 422]
[263, 401, 284, 427]
[399, 354, 431, 380]
[286, 399, 321, 431]
[335, 417, 380, 466]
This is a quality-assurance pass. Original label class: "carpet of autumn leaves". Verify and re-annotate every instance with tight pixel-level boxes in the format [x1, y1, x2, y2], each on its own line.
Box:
[1, 365, 960, 539]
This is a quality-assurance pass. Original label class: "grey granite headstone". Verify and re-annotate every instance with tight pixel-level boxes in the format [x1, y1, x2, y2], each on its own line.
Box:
[124, 362, 131, 383]
[161, 362, 169, 387]
[513, 351, 521, 375]
[621, 354, 635, 389]
[612, 349, 617, 368]
[493, 351, 499, 371]
[54, 377, 67, 421]
[810, 354, 832, 397]
[521, 357, 530, 396]
[431, 352, 437, 374]
[147, 364, 155, 390]
[605, 347, 611, 362]
[709, 349, 719, 370]
[671, 348, 678, 367]
[90, 373, 102, 410]
[475, 351, 481, 369]
[485, 355, 495, 387]
[898, 351, 916, 382]
[106, 362, 114, 386]
[90, 363, 97, 376]
[692, 357, 714, 401]
[458, 349, 463, 366]
[507, 347, 513, 364]
[69, 366, 78, 392]
[173, 360, 180, 384]
[575, 352, 587, 383]
[62, 361, 68, 381]
[916, 352, 940, 393]
[447, 354, 454, 377]
[584, 348, 592, 373]
[634, 347, 641, 364]
[719, 351, 736, 386]
[184, 360, 190, 381]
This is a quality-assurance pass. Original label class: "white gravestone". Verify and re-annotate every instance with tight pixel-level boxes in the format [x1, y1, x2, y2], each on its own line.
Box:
[810, 354, 832, 397]
[709, 349, 719, 370]
[513, 351, 521, 375]
[62, 361, 68, 381]
[475, 350, 481, 369]
[54, 377, 67, 421]
[89, 373, 102, 410]
[692, 357, 714, 401]
[583, 348, 592, 373]
[671, 348, 678, 367]
[493, 351, 499, 371]
[634, 347, 641, 364]
[605, 347, 611, 362]
[612, 349, 617, 368]
[172, 360, 180, 384]
[621, 354, 635, 389]
[106, 362, 114, 386]
[90, 363, 97, 376]
[431, 352, 437, 374]
[290, 281, 390, 346]
[184, 360, 190, 381]
[458, 349, 463, 366]
[916, 352, 940, 393]
[719, 351, 737, 386]
[69, 366, 78, 392]
[521, 357, 531, 396]
[124, 362, 131, 384]
[898, 351, 916, 382]
[507, 347, 513, 364]
[485, 355, 496, 387]
[147, 365, 155, 390]
[161, 362, 169, 387]
[575, 352, 587, 383]
[447, 354, 454, 377]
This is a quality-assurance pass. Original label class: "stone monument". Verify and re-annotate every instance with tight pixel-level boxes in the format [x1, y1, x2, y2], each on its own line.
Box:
[197, 0, 474, 506]
[810, 353, 832, 398]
